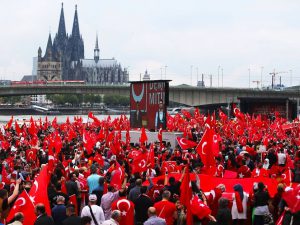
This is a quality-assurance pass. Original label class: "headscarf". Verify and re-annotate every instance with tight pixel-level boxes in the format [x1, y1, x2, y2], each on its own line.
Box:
[233, 184, 244, 200]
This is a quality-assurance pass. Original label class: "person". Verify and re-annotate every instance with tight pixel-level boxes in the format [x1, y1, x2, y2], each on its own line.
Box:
[111, 189, 135, 225]
[101, 175, 127, 220]
[34, 203, 54, 225]
[0, 178, 21, 220]
[81, 216, 92, 225]
[87, 165, 102, 194]
[8, 212, 24, 225]
[134, 186, 153, 225]
[52, 195, 67, 225]
[155, 100, 166, 130]
[102, 210, 121, 225]
[231, 184, 248, 225]
[131, 101, 143, 128]
[128, 179, 142, 203]
[81, 194, 105, 225]
[144, 207, 167, 225]
[253, 182, 270, 225]
[154, 190, 177, 225]
[62, 204, 81, 225]
[216, 198, 231, 225]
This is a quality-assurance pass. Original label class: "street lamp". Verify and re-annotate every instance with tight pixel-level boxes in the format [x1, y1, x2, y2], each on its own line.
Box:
[218, 65, 221, 87]
[190, 65, 193, 86]
[248, 68, 251, 88]
[260, 66, 264, 89]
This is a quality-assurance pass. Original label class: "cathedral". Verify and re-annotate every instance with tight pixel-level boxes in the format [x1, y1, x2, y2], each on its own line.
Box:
[37, 3, 129, 84]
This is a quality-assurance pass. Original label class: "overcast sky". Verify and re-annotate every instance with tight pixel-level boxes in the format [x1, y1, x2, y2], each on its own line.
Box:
[0, 0, 299, 88]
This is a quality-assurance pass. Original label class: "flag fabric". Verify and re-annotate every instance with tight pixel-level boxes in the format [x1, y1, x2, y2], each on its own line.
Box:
[179, 166, 193, 225]
[15, 121, 22, 135]
[29, 164, 51, 215]
[131, 152, 148, 174]
[111, 197, 135, 225]
[176, 137, 197, 150]
[140, 127, 148, 145]
[190, 195, 211, 219]
[69, 194, 78, 216]
[5, 116, 13, 130]
[161, 161, 177, 174]
[196, 128, 216, 172]
[6, 190, 36, 225]
[282, 185, 300, 214]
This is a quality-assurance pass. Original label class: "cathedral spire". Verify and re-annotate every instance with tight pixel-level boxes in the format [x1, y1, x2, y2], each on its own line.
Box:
[94, 34, 100, 63]
[57, 2, 66, 38]
[71, 4, 80, 37]
[44, 33, 53, 59]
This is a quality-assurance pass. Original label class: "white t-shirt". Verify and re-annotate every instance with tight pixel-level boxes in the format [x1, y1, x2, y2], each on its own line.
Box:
[81, 204, 105, 225]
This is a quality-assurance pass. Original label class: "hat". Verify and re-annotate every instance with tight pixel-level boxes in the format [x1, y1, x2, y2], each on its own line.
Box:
[89, 194, 97, 202]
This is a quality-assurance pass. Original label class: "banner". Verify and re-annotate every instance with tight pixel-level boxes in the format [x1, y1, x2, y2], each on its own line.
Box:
[130, 80, 170, 130]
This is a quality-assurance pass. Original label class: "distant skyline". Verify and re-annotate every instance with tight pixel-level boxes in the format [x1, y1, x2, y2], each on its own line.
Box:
[0, 0, 299, 87]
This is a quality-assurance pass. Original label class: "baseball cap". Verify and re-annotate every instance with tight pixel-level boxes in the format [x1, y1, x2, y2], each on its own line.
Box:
[89, 194, 97, 202]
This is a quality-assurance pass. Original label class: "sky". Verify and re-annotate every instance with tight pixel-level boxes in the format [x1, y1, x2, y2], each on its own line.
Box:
[0, 0, 299, 88]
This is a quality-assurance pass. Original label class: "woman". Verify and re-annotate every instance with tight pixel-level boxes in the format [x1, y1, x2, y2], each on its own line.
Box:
[231, 184, 248, 225]
[253, 182, 270, 225]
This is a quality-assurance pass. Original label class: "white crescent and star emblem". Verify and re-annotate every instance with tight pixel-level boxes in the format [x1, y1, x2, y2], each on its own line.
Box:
[117, 199, 131, 216]
[179, 138, 188, 147]
[234, 108, 239, 115]
[139, 160, 146, 168]
[213, 135, 218, 144]
[201, 142, 207, 155]
[13, 197, 26, 209]
[132, 84, 144, 103]
[30, 180, 39, 203]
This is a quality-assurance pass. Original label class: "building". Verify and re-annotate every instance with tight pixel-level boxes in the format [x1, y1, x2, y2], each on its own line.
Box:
[37, 3, 128, 84]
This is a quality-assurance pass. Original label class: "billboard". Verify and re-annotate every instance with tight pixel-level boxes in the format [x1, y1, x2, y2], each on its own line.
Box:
[130, 80, 170, 130]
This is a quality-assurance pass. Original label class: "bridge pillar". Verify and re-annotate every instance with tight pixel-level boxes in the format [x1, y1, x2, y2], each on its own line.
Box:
[286, 99, 289, 120]
[297, 98, 300, 118]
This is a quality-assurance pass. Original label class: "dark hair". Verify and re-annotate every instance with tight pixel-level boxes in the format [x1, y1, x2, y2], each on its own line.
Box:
[258, 182, 265, 191]
[66, 204, 76, 213]
[81, 216, 92, 225]
[36, 204, 46, 214]
[0, 189, 8, 198]
[14, 212, 24, 221]
[169, 177, 175, 184]
[218, 198, 229, 209]
[119, 189, 127, 197]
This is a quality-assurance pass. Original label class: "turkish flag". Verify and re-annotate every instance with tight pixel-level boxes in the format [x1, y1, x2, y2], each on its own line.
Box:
[5, 116, 13, 130]
[110, 162, 125, 189]
[111, 197, 135, 225]
[176, 137, 197, 150]
[131, 152, 148, 173]
[15, 121, 22, 136]
[158, 128, 163, 148]
[180, 166, 193, 225]
[7, 191, 36, 225]
[190, 195, 211, 219]
[161, 161, 177, 174]
[196, 128, 216, 171]
[29, 164, 51, 215]
[140, 127, 148, 145]
[26, 148, 37, 161]
[69, 194, 78, 216]
[282, 185, 300, 213]
[1, 164, 9, 184]
[77, 175, 88, 190]
[219, 109, 228, 122]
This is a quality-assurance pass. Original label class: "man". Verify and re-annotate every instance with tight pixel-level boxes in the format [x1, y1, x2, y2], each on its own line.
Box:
[62, 204, 81, 225]
[128, 179, 142, 203]
[34, 203, 54, 225]
[135, 186, 153, 225]
[111, 189, 135, 225]
[81, 194, 105, 225]
[102, 210, 121, 225]
[8, 212, 24, 225]
[101, 175, 127, 219]
[144, 207, 166, 225]
[154, 191, 177, 225]
[87, 165, 102, 194]
[131, 101, 142, 128]
[155, 100, 166, 130]
[52, 196, 67, 225]
[81, 216, 92, 225]
[66, 173, 80, 198]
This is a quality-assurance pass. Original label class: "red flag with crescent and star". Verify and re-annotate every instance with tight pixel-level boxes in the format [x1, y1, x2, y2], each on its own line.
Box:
[28, 164, 51, 215]
[176, 137, 197, 150]
[7, 190, 36, 225]
[131, 152, 148, 174]
[111, 197, 135, 225]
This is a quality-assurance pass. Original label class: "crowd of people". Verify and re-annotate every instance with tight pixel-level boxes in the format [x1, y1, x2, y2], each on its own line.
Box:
[0, 110, 299, 225]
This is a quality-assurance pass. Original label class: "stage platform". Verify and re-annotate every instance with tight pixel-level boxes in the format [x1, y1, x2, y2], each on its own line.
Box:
[121, 131, 183, 147]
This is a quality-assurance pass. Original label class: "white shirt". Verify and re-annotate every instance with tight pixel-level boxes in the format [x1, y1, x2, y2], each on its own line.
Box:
[102, 218, 119, 225]
[81, 204, 105, 225]
[277, 152, 286, 165]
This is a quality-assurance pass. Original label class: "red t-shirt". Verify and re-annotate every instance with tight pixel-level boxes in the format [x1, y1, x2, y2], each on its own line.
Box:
[154, 200, 176, 225]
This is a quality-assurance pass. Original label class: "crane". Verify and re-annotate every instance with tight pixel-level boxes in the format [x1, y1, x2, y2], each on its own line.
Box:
[269, 70, 288, 89]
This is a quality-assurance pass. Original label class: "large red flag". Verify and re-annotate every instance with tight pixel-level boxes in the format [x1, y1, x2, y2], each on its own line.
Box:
[14, 121, 22, 136]
[7, 191, 36, 225]
[282, 185, 300, 213]
[179, 166, 193, 225]
[29, 165, 51, 215]
[190, 195, 211, 219]
[131, 152, 148, 174]
[196, 128, 216, 171]
[111, 197, 135, 225]
[5, 116, 13, 130]
[140, 127, 148, 145]
[176, 137, 197, 150]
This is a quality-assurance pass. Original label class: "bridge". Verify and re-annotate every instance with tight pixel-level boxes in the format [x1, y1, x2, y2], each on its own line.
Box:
[1, 84, 300, 106]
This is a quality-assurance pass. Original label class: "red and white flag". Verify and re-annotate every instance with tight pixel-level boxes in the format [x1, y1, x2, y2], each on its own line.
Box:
[7, 191, 36, 225]
[176, 137, 197, 150]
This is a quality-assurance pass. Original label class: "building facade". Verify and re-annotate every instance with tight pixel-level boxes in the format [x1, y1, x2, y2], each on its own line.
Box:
[37, 3, 128, 84]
